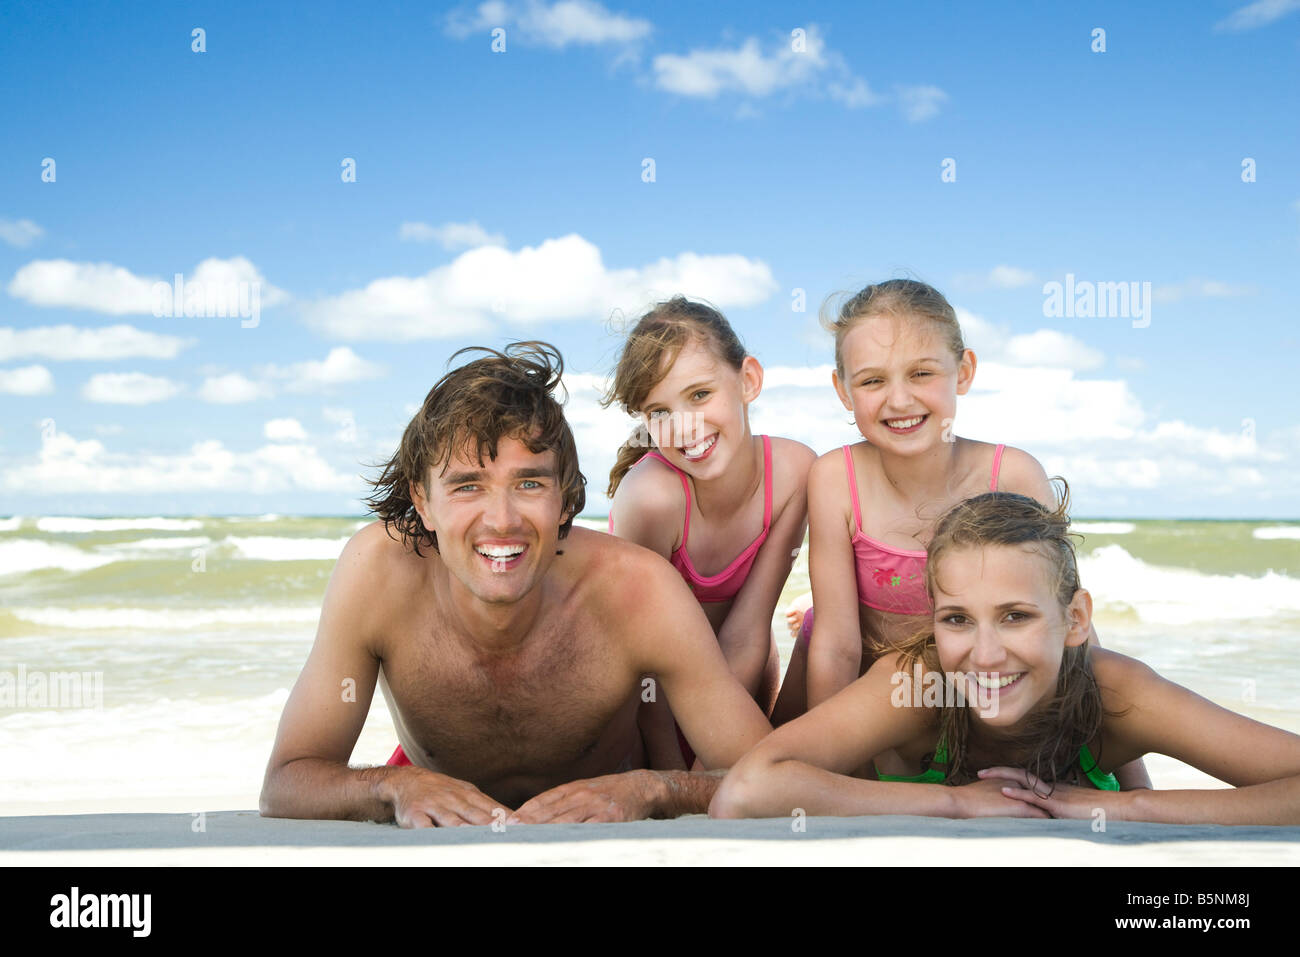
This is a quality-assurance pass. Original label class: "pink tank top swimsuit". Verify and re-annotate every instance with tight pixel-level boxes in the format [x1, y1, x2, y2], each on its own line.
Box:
[608, 435, 774, 603]
[799, 443, 1005, 645]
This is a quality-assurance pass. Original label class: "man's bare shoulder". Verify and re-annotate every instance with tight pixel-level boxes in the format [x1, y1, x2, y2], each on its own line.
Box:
[332, 521, 433, 602]
[562, 525, 692, 616]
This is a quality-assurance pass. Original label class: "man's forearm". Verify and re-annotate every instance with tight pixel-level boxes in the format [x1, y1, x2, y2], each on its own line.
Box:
[646, 769, 728, 818]
[260, 757, 399, 823]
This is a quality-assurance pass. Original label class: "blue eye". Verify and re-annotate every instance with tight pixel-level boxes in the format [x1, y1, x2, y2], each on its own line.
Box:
[520, 480, 541, 489]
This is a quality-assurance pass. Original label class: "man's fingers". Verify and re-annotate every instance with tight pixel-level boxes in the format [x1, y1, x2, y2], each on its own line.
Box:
[396, 809, 436, 829]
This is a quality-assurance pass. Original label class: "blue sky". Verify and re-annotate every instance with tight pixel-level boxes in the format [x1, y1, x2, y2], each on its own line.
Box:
[1, 0, 1298, 518]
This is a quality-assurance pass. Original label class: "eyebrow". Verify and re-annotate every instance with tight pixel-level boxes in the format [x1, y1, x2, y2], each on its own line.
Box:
[644, 380, 714, 410]
[851, 358, 945, 377]
[934, 601, 1041, 614]
[441, 467, 557, 485]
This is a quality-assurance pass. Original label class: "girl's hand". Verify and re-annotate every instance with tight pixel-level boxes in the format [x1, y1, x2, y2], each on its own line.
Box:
[952, 776, 1051, 819]
[978, 767, 1131, 820]
[784, 607, 805, 639]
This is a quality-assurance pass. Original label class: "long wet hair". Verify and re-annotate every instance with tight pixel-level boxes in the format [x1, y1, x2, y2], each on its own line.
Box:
[601, 296, 747, 497]
[887, 483, 1117, 788]
[365, 341, 587, 554]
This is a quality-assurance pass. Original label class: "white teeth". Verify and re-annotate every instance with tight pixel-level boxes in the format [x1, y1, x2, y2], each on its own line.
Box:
[476, 545, 524, 558]
[973, 672, 1022, 689]
[682, 435, 716, 459]
[886, 416, 925, 429]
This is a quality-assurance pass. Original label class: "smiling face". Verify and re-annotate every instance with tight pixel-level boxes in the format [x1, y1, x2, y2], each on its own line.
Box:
[832, 313, 974, 455]
[639, 336, 761, 478]
[411, 434, 568, 605]
[930, 543, 1091, 730]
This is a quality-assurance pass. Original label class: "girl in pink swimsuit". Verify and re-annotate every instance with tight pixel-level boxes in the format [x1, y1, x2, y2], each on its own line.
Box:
[604, 297, 816, 768]
[773, 278, 1151, 801]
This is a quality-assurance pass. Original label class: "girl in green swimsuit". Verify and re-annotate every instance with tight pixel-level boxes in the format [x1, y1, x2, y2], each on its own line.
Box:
[711, 486, 1300, 824]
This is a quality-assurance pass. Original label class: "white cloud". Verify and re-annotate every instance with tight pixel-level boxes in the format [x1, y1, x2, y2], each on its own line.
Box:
[0, 218, 43, 248]
[445, 0, 652, 47]
[988, 265, 1036, 288]
[301, 234, 778, 341]
[654, 35, 825, 99]
[6, 256, 287, 315]
[761, 364, 837, 389]
[956, 307, 1106, 373]
[399, 221, 506, 249]
[264, 418, 308, 441]
[323, 407, 359, 443]
[1002, 330, 1104, 371]
[8, 260, 157, 314]
[652, 26, 940, 121]
[0, 365, 54, 395]
[896, 84, 948, 123]
[1153, 278, 1255, 303]
[0, 324, 193, 361]
[198, 372, 272, 404]
[2, 427, 357, 495]
[1215, 0, 1300, 31]
[264, 347, 384, 392]
[954, 265, 1036, 291]
[81, 372, 182, 405]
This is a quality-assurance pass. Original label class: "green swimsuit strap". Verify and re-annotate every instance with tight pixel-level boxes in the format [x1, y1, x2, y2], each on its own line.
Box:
[1078, 742, 1120, 791]
[877, 740, 1119, 790]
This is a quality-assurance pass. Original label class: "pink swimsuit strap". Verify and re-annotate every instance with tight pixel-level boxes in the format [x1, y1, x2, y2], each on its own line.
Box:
[621, 435, 773, 603]
[841, 443, 1006, 616]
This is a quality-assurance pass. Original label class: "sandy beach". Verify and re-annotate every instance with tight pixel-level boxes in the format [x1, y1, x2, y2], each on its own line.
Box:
[3, 807, 1298, 867]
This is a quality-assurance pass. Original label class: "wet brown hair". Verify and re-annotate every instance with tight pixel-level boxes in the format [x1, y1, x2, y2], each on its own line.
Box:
[888, 483, 1118, 789]
[601, 296, 747, 497]
[821, 278, 964, 379]
[364, 341, 586, 554]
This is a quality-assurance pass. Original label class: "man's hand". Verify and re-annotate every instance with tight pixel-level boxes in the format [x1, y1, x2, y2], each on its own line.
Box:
[506, 770, 660, 824]
[385, 766, 513, 828]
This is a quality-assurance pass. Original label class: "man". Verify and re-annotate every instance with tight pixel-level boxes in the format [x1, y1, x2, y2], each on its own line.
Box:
[260, 341, 772, 826]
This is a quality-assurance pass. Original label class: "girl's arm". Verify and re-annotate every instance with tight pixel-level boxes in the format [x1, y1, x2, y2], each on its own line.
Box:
[1000, 445, 1153, 790]
[711, 654, 1049, 820]
[995, 649, 1300, 825]
[607, 460, 684, 561]
[804, 451, 867, 709]
[715, 440, 816, 697]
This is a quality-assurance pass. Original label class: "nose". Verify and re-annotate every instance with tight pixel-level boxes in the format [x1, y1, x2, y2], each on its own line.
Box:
[885, 376, 912, 412]
[968, 620, 1007, 672]
[482, 487, 520, 531]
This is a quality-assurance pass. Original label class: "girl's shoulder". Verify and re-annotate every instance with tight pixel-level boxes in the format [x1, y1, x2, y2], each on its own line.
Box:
[809, 439, 872, 480]
[765, 435, 818, 499]
[611, 451, 689, 518]
[981, 442, 1053, 503]
[1091, 646, 1161, 713]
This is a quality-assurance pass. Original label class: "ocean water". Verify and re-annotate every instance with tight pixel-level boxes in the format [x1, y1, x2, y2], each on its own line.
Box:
[1, 515, 1297, 807]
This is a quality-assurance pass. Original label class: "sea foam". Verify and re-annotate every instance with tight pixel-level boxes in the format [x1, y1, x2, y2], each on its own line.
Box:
[1253, 526, 1300, 541]
[1081, 544, 1300, 626]
[8, 605, 322, 630]
[0, 540, 117, 577]
[223, 535, 350, 561]
[36, 517, 204, 533]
